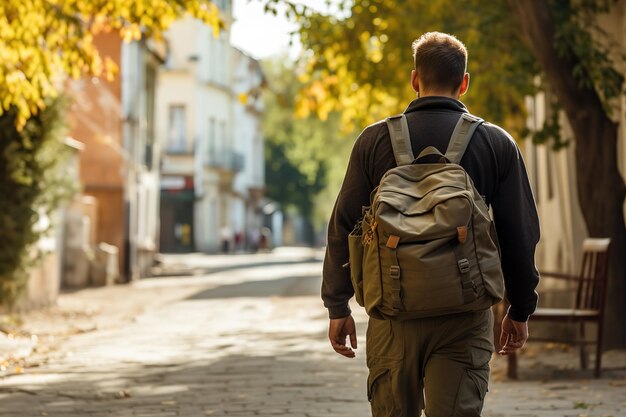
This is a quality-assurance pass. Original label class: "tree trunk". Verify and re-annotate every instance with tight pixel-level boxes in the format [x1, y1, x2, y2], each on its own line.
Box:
[508, 0, 626, 348]
[575, 114, 626, 349]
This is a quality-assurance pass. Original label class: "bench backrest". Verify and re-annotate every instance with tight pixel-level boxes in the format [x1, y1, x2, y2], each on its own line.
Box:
[576, 238, 611, 312]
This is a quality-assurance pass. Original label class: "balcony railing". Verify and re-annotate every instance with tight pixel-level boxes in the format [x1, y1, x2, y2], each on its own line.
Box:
[204, 149, 244, 173]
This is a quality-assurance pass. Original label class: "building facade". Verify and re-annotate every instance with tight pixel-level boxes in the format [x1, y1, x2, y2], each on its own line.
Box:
[158, 3, 265, 253]
[232, 48, 266, 251]
[68, 32, 163, 280]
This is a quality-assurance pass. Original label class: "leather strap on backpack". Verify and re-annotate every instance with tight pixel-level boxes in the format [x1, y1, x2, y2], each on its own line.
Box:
[386, 114, 414, 166]
[445, 113, 484, 164]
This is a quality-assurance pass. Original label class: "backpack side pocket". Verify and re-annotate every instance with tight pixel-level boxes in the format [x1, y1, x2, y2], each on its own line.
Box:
[348, 230, 365, 307]
[361, 211, 383, 316]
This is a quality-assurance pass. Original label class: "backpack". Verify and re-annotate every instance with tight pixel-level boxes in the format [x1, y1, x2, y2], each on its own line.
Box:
[348, 113, 505, 320]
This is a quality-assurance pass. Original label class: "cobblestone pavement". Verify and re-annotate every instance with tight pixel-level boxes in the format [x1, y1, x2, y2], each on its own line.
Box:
[1, 250, 625, 417]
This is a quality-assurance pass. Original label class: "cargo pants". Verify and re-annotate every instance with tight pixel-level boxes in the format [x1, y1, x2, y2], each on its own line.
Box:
[366, 309, 494, 417]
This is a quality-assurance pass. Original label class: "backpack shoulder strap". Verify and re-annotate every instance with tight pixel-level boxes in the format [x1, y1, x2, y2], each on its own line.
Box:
[386, 114, 414, 166]
[445, 113, 484, 164]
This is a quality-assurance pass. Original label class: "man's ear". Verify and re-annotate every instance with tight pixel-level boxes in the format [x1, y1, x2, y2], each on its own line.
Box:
[459, 73, 470, 96]
[411, 70, 419, 94]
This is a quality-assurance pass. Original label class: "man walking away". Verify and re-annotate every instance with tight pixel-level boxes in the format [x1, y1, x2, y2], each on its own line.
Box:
[322, 32, 540, 417]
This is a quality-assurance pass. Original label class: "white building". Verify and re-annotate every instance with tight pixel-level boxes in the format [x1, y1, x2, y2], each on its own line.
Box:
[67, 33, 165, 281]
[122, 40, 163, 277]
[232, 48, 266, 249]
[157, 5, 265, 253]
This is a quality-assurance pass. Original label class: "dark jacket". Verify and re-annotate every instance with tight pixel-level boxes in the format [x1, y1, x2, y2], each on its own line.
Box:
[322, 96, 540, 322]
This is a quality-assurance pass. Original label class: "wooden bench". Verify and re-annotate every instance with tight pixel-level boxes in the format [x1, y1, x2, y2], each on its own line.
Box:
[507, 238, 611, 379]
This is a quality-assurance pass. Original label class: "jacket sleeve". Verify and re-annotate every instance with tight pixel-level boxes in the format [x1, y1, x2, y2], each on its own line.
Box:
[490, 133, 540, 322]
[322, 128, 376, 319]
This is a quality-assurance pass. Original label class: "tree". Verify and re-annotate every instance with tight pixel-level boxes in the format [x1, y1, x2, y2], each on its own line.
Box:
[264, 141, 325, 220]
[262, 58, 355, 239]
[0, 0, 221, 130]
[279, 0, 539, 134]
[0, 0, 222, 305]
[507, 0, 626, 348]
[281, 0, 626, 347]
[0, 98, 76, 303]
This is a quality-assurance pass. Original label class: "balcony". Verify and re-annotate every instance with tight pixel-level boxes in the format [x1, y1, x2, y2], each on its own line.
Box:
[204, 149, 244, 173]
[164, 147, 194, 156]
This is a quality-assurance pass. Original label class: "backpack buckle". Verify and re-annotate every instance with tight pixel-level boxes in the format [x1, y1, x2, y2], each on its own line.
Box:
[457, 258, 470, 274]
[462, 113, 482, 123]
[390, 265, 400, 279]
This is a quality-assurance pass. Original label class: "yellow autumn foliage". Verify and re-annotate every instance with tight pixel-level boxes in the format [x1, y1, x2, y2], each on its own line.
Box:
[290, 0, 538, 137]
[0, 0, 222, 130]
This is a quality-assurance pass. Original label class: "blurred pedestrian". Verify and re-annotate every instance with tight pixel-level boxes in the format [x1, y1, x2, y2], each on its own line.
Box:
[260, 227, 272, 251]
[220, 224, 232, 254]
[248, 227, 261, 253]
[234, 231, 243, 252]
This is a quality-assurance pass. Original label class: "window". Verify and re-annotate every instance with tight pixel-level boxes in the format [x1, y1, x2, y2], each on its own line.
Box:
[217, 38, 224, 84]
[145, 64, 157, 167]
[208, 117, 216, 162]
[219, 121, 227, 153]
[167, 105, 186, 152]
[206, 34, 214, 82]
[209, 198, 218, 247]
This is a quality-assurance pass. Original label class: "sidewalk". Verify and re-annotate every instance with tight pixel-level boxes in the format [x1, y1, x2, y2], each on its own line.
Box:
[152, 247, 324, 276]
[487, 346, 626, 417]
[0, 249, 624, 417]
[0, 248, 323, 378]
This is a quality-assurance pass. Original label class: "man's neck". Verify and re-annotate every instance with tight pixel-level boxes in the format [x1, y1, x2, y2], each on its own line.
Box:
[419, 91, 460, 100]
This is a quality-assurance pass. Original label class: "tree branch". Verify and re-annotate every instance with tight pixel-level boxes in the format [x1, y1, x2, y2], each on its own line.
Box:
[506, 0, 609, 126]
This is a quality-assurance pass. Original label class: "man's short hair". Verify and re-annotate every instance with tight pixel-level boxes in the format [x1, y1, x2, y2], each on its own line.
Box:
[412, 32, 468, 94]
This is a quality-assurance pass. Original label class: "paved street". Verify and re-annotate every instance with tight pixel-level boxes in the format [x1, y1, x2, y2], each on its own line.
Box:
[1, 249, 625, 417]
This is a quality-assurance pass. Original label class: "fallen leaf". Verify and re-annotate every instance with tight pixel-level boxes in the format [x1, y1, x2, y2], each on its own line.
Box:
[574, 401, 589, 409]
[114, 390, 131, 399]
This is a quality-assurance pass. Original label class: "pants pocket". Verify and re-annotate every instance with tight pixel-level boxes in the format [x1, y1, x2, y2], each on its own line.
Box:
[366, 318, 404, 363]
[469, 309, 495, 368]
[454, 366, 489, 417]
[368, 367, 396, 417]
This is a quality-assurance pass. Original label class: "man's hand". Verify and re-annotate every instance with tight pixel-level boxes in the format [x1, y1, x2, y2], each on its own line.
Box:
[499, 314, 528, 355]
[329, 315, 357, 358]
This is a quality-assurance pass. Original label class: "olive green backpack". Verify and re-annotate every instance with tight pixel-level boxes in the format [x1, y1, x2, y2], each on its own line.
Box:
[348, 113, 505, 320]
